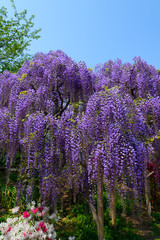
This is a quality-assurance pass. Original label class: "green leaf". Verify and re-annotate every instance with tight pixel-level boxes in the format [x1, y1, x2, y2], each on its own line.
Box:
[0, 0, 41, 73]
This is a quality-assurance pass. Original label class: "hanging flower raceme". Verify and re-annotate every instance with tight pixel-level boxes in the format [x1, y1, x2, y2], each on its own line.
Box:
[0, 50, 96, 205]
[80, 87, 151, 207]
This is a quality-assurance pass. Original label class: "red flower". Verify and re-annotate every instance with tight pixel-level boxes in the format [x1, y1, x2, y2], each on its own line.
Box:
[23, 211, 30, 218]
[38, 207, 44, 212]
[7, 226, 12, 232]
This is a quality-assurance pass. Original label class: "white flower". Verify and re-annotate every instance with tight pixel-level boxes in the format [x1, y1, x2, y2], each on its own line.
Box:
[26, 203, 31, 209]
[0, 202, 60, 240]
[6, 218, 14, 225]
[52, 231, 57, 238]
[48, 213, 56, 219]
[55, 215, 60, 222]
[31, 201, 35, 205]
[68, 237, 75, 240]
[12, 206, 19, 214]
[42, 206, 49, 214]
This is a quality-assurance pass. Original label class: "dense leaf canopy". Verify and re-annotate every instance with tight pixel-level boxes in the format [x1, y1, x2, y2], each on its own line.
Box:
[0, 0, 41, 73]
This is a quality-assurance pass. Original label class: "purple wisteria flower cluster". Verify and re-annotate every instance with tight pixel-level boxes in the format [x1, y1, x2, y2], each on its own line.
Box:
[0, 50, 160, 223]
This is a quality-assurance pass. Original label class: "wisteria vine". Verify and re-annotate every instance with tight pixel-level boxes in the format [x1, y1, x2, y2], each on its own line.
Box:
[0, 51, 160, 218]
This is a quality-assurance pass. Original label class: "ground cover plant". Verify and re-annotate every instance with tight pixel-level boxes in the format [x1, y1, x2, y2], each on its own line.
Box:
[0, 50, 160, 239]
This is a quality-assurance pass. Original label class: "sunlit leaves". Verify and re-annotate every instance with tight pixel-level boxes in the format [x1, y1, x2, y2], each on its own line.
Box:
[0, 1, 41, 73]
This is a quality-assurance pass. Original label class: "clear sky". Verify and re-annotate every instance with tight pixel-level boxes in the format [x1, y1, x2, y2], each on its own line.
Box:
[1, 0, 160, 69]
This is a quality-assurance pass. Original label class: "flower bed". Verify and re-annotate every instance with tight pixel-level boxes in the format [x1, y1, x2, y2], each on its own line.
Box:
[0, 201, 75, 240]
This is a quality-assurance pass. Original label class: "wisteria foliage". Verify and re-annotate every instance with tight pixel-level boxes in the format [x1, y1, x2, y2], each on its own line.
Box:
[0, 50, 160, 209]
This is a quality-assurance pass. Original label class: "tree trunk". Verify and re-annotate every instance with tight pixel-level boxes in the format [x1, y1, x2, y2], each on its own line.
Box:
[73, 187, 76, 203]
[145, 168, 152, 220]
[89, 201, 98, 226]
[61, 197, 64, 212]
[97, 162, 104, 240]
[5, 168, 10, 187]
[110, 189, 116, 226]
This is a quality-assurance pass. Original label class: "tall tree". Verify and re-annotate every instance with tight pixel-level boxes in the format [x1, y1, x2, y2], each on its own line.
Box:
[1, 51, 160, 240]
[0, 0, 41, 73]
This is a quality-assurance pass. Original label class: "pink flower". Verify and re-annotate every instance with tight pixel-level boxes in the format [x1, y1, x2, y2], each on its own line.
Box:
[23, 211, 30, 218]
[32, 207, 38, 214]
[39, 221, 47, 233]
[23, 233, 26, 237]
[7, 226, 12, 232]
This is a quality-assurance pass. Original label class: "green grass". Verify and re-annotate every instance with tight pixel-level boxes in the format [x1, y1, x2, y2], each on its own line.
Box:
[151, 212, 160, 237]
[55, 203, 98, 240]
[54, 200, 144, 240]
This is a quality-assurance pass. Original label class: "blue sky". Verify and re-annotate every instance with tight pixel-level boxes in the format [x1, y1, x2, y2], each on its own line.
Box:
[1, 0, 160, 69]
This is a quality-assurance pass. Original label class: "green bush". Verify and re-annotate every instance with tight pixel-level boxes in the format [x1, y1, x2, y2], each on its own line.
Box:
[0, 184, 17, 209]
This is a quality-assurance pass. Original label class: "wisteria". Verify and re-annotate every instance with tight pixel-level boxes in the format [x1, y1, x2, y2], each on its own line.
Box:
[0, 50, 160, 240]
